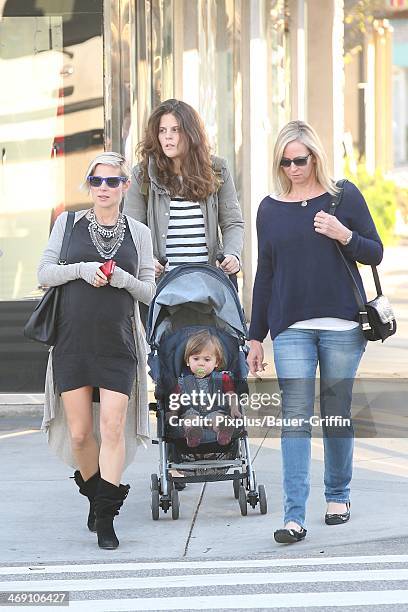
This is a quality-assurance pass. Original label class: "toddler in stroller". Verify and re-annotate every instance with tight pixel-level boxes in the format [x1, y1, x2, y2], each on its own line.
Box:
[173, 330, 242, 448]
[147, 262, 267, 519]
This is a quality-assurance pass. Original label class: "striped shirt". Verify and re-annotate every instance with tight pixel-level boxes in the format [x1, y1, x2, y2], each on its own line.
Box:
[165, 197, 208, 270]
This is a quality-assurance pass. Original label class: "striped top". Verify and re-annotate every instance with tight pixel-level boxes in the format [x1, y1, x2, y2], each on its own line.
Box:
[165, 197, 208, 270]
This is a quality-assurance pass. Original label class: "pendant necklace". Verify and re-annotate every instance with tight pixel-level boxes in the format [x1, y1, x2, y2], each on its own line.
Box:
[301, 200, 308, 207]
[88, 208, 126, 259]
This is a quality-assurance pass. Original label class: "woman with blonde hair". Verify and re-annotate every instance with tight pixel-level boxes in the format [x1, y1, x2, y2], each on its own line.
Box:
[39, 152, 155, 549]
[248, 120, 383, 544]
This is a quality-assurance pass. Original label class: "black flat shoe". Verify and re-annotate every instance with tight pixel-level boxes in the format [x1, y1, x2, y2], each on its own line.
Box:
[325, 502, 350, 525]
[274, 527, 307, 544]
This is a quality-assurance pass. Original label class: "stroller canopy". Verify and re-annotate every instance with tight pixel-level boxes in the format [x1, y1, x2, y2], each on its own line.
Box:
[146, 264, 247, 346]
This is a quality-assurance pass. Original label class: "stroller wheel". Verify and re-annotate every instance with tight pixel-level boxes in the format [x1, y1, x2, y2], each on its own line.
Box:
[233, 470, 240, 499]
[151, 489, 160, 520]
[171, 488, 180, 520]
[151, 473, 159, 492]
[258, 484, 268, 515]
[238, 486, 247, 516]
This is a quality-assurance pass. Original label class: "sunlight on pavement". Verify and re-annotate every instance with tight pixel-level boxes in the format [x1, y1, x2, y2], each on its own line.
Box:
[250, 436, 408, 479]
[0, 430, 40, 440]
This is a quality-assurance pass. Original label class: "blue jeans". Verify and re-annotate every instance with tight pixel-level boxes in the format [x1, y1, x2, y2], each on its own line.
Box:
[273, 326, 366, 528]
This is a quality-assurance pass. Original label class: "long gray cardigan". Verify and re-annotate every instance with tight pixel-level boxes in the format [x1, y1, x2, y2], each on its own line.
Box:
[38, 210, 155, 469]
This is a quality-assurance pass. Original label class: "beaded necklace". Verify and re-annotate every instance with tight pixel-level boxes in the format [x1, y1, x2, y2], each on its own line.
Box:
[87, 208, 126, 259]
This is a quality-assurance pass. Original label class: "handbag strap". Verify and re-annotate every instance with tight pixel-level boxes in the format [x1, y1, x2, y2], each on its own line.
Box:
[58, 211, 75, 265]
[328, 180, 380, 332]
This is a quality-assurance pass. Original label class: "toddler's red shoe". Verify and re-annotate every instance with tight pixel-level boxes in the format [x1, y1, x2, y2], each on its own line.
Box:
[185, 427, 203, 448]
[217, 428, 233, 446]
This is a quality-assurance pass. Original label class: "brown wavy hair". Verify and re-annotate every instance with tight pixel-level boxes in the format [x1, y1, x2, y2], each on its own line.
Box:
[137, 99, 219, 201]
[184, 330, 226, 370]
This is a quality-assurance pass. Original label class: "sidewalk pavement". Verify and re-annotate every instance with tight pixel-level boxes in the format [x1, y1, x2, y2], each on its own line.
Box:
[1, 413, 408, 564]
[1, 246, 407, 564]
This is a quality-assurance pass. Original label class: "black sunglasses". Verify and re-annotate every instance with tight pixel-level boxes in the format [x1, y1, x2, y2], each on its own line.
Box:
[88, 175, 127, 188]
[280, 154, 312, 168]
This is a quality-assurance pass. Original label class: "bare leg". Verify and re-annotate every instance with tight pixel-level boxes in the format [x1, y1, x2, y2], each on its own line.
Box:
[62, 386, 99, 479]
[285, 521, 303, 531]
[99, 389, 128, 485]
[326, 501, 347, 513]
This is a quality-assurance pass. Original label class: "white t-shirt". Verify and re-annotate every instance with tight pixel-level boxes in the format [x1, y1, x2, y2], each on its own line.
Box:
[290, 318, 359, 331]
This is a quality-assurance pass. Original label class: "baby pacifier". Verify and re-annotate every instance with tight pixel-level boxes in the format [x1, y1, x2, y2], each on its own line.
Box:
[196, 367, 206, 378]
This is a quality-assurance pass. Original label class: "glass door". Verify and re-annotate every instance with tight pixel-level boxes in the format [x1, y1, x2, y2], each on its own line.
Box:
[0, 16, 63, 301]
[0, 0, 104, 392]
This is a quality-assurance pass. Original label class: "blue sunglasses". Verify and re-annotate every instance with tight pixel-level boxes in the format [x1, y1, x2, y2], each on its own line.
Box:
[88, 175, 127, 188]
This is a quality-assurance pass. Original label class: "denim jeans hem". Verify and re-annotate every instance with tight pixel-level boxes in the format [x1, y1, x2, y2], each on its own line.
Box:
[325, 497, 350, 503]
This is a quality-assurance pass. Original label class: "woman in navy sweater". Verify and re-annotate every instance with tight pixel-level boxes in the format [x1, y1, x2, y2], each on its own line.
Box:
[248, 120, 382, 544]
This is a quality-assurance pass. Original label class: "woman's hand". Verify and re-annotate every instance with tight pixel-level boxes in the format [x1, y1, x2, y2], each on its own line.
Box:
[230, 398, 242, 419]
[314, 211, 352, 244]
[247, 340, 267, 377]
[154, 258, 165, 278]
[224, 391, 241, 418]
[93, 269, 108, 287]
[79, 262, 108, 287]
[218, 254, 240, 274]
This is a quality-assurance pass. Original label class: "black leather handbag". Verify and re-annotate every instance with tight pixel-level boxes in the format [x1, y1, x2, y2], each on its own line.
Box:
[330, 181, 396, 342]
[24, 211, 75, 345]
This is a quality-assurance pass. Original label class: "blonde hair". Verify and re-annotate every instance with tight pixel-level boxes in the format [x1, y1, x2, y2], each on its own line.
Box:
[82, 152, 131, 190]
[272, 120, 338, 197]
[184, 330, 226, 370]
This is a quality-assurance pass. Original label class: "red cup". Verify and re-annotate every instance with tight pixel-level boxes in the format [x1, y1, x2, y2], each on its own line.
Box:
[99, 259, 116, 280]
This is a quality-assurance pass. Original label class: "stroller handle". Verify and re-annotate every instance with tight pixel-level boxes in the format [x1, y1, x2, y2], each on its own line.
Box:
[160, 255, 225, 268]
[216, 253, 238, 291]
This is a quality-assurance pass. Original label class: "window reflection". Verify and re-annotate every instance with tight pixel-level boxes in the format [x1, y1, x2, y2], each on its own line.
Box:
[127, 0, 151, 163]
[177, 0, 237, 173]
[267, 0, 289, 149]
[151, 0, 174, 109]
[0, 0, 104, 301]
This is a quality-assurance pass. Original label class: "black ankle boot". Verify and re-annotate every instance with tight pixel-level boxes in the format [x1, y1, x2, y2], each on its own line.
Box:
[94, 478, 130, 550]
[73, 470, 100, 532]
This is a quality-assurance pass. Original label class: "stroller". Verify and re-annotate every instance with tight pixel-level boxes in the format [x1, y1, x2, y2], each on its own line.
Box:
[146, 262, 267, 519]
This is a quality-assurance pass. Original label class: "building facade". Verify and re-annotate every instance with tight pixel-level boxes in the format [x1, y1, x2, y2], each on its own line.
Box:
[0, 0, 344, 391]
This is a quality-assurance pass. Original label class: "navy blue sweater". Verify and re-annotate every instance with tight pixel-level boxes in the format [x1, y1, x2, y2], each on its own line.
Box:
[249, 181, 383, 341]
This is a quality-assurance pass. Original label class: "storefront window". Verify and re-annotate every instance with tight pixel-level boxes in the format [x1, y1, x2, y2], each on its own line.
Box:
[176, 0, 238, 174]
[151, 0, 174, 108]
[127, 0, 151, 162]
[0, 0, 104, 301]
[125, 0, 174, 166]
[267, 0, 289, 151]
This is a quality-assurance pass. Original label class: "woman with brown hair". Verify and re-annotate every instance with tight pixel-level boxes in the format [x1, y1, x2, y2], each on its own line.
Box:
[124, 98, 244, 280]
